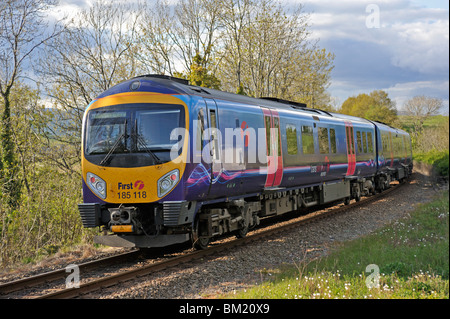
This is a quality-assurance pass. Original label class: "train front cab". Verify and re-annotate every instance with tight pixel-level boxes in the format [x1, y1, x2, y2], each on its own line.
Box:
[78, 88, 192, 248]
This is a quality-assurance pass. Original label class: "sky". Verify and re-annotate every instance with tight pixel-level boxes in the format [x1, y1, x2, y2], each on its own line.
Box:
[294, 0, 449, 113]
[51, 0, 449, 114]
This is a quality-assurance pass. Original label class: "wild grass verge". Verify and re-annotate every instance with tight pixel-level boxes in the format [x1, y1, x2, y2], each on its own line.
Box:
[224, 190, 449, 299]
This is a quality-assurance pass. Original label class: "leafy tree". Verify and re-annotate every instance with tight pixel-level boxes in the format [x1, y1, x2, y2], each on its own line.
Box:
[138, 0, 221, 78]
[339, 90, 398, 125]
[403, 95, 443, 139]
[0, 0, 61, 208]
[216, 0, 334, 107]
[188, 53, 221, 89]
[38, 0, 141, 175]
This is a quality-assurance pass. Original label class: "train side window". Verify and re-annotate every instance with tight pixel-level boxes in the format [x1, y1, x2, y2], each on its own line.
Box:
[209, 109, 219, 160]
[318, 127, 329, 154]
[356, 131, 362, 153]
[330, 128, 337, 153]
[286, 124, 298, 155]
[273, 117, 281, 156]
[301, 125, 314, 154]
[362, 131, 367, 153]
[265, 116, 272, 156]
[367, 132, 373, 153]
[196, 109, 204, 151]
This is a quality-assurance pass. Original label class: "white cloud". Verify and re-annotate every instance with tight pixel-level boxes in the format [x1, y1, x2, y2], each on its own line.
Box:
[385, 80, 449, 113]
[387, 19, 449, 74]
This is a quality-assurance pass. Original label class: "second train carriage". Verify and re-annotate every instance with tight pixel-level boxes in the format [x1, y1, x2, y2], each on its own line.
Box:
[78, 75, 412, 249]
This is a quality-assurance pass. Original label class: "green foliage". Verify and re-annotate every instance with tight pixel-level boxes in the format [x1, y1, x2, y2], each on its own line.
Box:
[0, 83, 89, 267]
[401, 116, 449, 153]
[188, 53, 221, 89]
[339, 90, 398, 125]
[0, 94, 22, 209]
[236, 84, 248, 96]
[173, 54, 221, 89]
[1, 166, 86, 266]
[414, 150, 449, 177]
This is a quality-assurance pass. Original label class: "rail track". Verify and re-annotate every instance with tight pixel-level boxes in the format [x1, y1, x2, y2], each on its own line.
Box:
[0, 181, 404, 299]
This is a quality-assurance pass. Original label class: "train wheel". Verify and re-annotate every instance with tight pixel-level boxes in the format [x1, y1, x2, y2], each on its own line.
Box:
[236, 223, 248, 239]
[354, 184, 361, 202]
[192, 218, 210, 250]
[193, 235, 210, 250]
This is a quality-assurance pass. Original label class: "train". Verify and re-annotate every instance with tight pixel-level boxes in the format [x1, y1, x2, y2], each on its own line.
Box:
[78, 75, 413, 249]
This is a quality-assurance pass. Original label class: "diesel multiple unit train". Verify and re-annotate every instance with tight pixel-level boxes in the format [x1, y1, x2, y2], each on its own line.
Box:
[78, 75, 413, 249]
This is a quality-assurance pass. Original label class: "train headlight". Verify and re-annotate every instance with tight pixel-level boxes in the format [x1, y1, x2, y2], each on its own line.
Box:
[87, 172, 107, 199]
[157, 169, 179, 197]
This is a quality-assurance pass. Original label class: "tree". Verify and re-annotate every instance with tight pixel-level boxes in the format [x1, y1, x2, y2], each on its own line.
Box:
[287, 47, 335, 109]
[38, 0, 141, 175]
[403, 95, 443, 139]
[138, 0, 222, 78]
[188, 53, 221, 89]
[0, 0, 61, 208]
[339, 90, 398, 125]
[216, 0, 334, 107]
[218, 0, 254, 92]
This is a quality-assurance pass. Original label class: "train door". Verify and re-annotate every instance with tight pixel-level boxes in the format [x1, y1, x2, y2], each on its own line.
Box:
[345, 122, 356, 176]
[261, 107, 283, 188]
[205, 98, 222, 195]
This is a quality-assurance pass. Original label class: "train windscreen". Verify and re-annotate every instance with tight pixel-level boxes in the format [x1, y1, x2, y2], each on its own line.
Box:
[84, 103, 184, 166]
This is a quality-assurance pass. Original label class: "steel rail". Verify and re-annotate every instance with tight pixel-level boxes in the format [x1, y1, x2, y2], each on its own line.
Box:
[0, 250, 141, 295]
[37, 182, 404, 299]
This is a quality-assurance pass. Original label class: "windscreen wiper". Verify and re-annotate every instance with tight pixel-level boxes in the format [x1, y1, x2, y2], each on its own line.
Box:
[99, 119, 128, 166]
[132, 119, 162, 165]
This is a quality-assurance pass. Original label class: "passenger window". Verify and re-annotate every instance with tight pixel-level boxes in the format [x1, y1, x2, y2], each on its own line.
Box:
[362, 131, 367, 153]
[356, 131, 362, 153]
[209, 109, 219, 160]
[196, 109, 204, 151]
[286, 124, 298, 155]
[273, 117, 281, 156]
[301, 125, 314, 154]
[318, 127, 329, 154]
[367, 132, 373, 153]
[330, 128, 337, 153]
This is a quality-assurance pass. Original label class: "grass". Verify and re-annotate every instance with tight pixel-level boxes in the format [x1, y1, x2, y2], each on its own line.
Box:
[398, 115, 449, 131]
[223, 190, 449, 299]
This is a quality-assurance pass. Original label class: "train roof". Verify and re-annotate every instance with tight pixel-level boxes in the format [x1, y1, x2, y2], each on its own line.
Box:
[101, 74, 335, 117]
[98, 75, 399, 130]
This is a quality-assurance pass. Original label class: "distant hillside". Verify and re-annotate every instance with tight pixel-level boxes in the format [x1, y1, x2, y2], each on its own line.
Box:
[398, 114, 449, 133]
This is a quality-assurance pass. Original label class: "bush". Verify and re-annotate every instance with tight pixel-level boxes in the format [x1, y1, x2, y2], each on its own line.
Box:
[414, 150, 449, 177]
